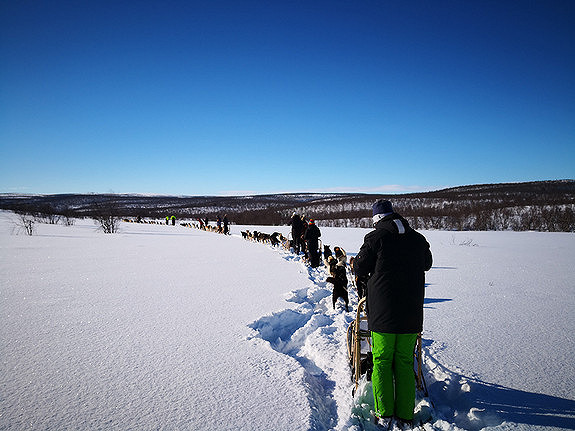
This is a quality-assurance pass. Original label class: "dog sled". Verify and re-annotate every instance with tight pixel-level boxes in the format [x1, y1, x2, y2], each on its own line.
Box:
[346, 296, 431, 402]
[347, 296, 372, 396]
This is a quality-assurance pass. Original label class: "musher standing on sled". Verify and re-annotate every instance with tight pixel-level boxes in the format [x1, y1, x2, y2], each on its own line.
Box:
[304, 219, 321, 268]
[353, 200, 432, 427]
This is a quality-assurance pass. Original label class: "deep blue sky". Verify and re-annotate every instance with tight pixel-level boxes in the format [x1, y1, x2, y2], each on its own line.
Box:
[1, 1, 574, 196]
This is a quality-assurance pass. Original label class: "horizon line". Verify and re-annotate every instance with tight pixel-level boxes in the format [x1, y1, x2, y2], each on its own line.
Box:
[2, 179, 573, 198]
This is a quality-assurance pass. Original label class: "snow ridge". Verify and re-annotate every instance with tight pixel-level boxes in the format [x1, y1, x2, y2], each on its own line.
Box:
[248, 250, 356, 430]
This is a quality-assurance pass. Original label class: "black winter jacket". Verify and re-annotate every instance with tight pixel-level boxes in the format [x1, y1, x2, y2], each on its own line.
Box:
[353, 214, 432, 333]
[304, 224, 321, 244]
[288, 215, 304, 235]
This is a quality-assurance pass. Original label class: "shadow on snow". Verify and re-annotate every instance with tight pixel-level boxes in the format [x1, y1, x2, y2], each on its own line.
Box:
[423, 339, 575, 430]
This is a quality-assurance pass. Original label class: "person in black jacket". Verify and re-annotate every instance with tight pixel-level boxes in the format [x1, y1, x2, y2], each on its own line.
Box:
[223, 214, 229, 235]
[304, 219, 321, 267]
[288, 212, 304, 254]
[353, 200, 432, 426]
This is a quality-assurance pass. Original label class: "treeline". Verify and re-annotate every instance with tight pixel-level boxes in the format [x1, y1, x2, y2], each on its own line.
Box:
[316, 204, 575, 232]
[1, 180, 574, 232]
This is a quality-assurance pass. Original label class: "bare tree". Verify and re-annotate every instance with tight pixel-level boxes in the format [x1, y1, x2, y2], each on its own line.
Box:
[14, 212, 36, 235]
[35, 204, 61, 224]
[92, 199, 121, 234]
[59, 206, 77, 226]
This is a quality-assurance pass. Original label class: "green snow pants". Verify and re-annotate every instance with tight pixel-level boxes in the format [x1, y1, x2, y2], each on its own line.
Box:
[371, 332, 418, 420]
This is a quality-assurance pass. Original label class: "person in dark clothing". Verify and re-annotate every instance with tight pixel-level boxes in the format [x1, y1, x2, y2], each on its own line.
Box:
[288, 212, 304, 254]
[216, 215, 222, 233]
[300, 216, 309, 258]
[353, 200, 432, 426]
[223, 215, 229, 235]
[304, 219, 321, 268]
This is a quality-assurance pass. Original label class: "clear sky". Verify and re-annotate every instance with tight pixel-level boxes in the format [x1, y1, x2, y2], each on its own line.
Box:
[1, 1, 574, 196]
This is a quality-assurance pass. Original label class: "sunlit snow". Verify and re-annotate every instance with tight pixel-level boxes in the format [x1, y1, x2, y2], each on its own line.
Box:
[1, 212, 574, 430]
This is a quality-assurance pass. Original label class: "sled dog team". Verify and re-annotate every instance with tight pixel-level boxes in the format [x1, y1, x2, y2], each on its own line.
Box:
[291, 201, 433, 427]
[245, 201, 432, 427]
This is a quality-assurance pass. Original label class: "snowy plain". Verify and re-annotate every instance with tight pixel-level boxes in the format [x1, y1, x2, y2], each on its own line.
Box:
[1, 211, 574, 431]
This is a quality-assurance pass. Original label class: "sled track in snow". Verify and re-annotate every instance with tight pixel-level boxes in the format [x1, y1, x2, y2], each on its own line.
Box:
[248, 251, 344, 430]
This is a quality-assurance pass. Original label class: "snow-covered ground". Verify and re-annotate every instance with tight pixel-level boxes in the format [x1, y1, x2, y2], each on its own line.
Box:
[1, 211, 574, 430]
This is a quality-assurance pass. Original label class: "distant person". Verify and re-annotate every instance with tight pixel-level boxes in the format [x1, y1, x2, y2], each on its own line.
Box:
[171, 215, 176, 226]
[304, 219, 321, 268]
[223, 214, 229, 235]
[300, 215, 309, 257]
[353, 200, 432, 427]
[288, 212, 304, 254]
[166, 216, 169, 225]
[217, 215, 222, 233]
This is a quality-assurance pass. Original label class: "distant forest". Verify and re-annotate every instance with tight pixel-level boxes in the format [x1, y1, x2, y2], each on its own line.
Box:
[1, 180, 574, 232]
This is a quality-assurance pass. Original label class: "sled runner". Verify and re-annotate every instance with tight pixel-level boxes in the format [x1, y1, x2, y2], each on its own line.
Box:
[346, 296, 431, 400]
[347, 296, 372, 396]
[347, 297, 435, 428]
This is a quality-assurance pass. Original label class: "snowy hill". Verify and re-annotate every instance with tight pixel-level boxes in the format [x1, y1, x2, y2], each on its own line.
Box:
[1, 211, 574, 430]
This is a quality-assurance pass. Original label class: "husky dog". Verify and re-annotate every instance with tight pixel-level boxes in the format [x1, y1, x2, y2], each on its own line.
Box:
[326, 257, 349, 312]
[333, 246, 347, 266]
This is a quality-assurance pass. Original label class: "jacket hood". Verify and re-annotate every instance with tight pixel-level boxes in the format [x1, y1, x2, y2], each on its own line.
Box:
[374, 213, 412, 235]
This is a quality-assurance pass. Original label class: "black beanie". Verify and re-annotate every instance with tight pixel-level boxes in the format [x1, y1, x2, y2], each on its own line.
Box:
[372, 199, 393, 216]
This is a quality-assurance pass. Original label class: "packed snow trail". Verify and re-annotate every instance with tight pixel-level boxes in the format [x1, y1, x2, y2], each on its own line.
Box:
[246, 238, 435, 431]
[239, 224, 575, 431]
[248, 259, 353, 430]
